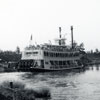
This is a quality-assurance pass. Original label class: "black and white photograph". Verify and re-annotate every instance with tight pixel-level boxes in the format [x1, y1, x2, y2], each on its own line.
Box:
[0, 0, 100, 100]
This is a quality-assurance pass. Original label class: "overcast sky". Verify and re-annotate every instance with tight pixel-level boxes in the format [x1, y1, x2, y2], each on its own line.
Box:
[0, 0, 100, 51]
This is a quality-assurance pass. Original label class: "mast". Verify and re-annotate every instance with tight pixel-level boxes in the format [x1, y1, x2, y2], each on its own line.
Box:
[71, 26, 74, 49]
[59, 27, 62, 45]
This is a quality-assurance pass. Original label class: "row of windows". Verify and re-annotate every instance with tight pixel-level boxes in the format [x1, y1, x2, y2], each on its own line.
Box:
[50, 65, 77, 69]
[44, 51, 79, 57]
[26, 52, 38, 55]
[50, 60, 81, 66]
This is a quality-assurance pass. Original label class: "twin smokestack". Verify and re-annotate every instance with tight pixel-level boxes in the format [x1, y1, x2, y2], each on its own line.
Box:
[59, 26, 74, 49]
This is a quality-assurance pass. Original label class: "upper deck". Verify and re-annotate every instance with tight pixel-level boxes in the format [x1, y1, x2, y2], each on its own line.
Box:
[21, 44, 82, 60]
[24, 44, 81, 52]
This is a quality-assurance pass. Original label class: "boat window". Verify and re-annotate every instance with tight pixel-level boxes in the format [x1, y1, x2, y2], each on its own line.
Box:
[33, 52, 38, 54]
[70, 53, 73, 57]
[53, 53, 55, 57]
[63, 61, 66, 65]
[55, 53, 57, 57]
[59, 61, 62, 65]
[26, 52, 32, 54]
[63, 53, 65, 57]
[57, 53, 59, 57]
[45, 61, 49, 64]
[47, 52, 48, 56]
[50, 53, 53, 57]
[41, 60, 44, 68]
[44, 51, 46, 56]
[48, 52, 50, 57]
[26, 52, 38, 55]
[50, 61, 54, 65]
[67, 61, 70, 65]
[55, 61, 58, 65]
[62, 53, 64, 57]
[44, 52, 48, 56]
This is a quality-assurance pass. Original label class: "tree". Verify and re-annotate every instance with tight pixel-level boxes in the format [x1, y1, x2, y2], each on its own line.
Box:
[90, 50, 93, 54]
[79, 43, 85, 51]
[95, 48, 99, 53]
[16, 46, 20, 54]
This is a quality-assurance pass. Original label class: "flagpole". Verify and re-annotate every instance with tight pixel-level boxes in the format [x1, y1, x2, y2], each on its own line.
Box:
[29, 34, 33, 46]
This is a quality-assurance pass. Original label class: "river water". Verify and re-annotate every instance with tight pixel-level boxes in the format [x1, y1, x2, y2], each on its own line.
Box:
[0, 65, 100, 100]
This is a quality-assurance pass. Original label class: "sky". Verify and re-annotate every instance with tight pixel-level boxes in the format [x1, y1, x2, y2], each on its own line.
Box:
[0, 0, 100, 51]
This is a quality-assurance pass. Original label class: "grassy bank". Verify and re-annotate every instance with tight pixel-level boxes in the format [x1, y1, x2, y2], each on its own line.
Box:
[0, 81, 51, 100]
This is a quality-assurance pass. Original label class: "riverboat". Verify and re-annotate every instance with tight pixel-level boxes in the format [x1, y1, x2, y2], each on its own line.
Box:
[18, 26, 84, 72]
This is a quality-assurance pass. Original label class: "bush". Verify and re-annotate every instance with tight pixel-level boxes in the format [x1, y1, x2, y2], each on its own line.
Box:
[16, 89, 35, 100]
[32, 87, 51, 98]
[0, 81, 51, 100]
[0, 80, 25, 89]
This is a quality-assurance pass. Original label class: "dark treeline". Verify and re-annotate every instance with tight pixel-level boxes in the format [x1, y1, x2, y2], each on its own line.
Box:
[87, 48, 100, 60]
[0, 47, 21, 62]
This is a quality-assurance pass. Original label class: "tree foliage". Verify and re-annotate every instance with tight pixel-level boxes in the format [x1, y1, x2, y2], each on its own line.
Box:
[16, 46, 20, 54]
[87, 48, 100, 60]
[0, 51, 21, 62]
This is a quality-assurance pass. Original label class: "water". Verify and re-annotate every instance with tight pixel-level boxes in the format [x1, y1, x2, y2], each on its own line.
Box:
[0, 65, 100, 100]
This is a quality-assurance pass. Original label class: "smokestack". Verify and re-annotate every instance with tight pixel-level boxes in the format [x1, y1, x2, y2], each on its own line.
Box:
[71, 26, 74, 49]
[59, 27, 61, 38]
[59, 27, 62, 45]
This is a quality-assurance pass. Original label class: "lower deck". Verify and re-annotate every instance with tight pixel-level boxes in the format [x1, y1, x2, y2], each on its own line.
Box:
[18, 65, 83, 72]
[17, 59, 83, 71]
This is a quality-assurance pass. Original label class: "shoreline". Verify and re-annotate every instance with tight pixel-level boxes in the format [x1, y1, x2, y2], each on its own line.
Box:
[85, 59, 100, 65]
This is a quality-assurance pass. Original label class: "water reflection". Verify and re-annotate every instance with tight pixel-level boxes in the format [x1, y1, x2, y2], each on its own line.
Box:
[0, 65, 100, 100]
